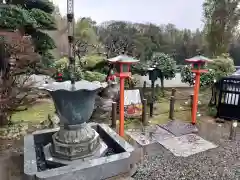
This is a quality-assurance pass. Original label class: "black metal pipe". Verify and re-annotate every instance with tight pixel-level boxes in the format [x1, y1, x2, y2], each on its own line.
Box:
[67, 0, 75, 84]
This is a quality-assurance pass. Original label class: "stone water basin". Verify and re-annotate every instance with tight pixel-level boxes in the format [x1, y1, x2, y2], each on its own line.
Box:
[24, 123, 140, 180]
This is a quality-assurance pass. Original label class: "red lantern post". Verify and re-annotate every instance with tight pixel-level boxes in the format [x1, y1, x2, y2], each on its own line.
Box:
[185, 55, 212, 125]
[107, 55, 139, 136]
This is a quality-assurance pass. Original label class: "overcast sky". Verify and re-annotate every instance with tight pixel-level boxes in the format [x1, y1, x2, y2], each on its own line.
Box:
[52, 0, 204, 30]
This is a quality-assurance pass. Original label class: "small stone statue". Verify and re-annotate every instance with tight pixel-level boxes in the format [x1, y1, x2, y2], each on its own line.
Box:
[100, 80, 119, 101]
[48, 113, 60, 128]
[91, 80, 120, 122]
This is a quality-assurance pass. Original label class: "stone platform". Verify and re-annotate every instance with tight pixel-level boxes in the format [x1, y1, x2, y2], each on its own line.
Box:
[126, 123, 217, 157]
[159, 133, 217, 157]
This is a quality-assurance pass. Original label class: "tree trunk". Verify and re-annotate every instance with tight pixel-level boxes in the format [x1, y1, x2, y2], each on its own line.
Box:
[209, 82, 219, 107]
[209, 85, 216, 107]
[0, 113, 8, 126]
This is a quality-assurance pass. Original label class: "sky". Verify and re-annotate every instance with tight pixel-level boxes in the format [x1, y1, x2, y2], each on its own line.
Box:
[52, 0, 205, 30]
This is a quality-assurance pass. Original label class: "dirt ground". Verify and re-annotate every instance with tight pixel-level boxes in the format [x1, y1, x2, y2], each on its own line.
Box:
[0, 139, 23, 180]
[0, 87, 237, 180]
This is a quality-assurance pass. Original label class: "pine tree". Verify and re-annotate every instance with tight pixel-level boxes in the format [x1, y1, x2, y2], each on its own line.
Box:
[203, 0, 240, 56]
[0, 0, 57, 68]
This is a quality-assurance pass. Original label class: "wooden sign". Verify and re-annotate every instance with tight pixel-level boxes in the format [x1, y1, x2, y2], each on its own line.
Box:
[124, 89, 142, 118]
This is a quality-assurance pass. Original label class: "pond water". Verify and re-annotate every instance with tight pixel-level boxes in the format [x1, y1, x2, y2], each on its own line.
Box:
[134, 73, 189, 88]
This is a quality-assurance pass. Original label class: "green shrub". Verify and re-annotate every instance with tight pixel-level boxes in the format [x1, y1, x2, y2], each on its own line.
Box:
[207, 107, 217, 117]
[83, 71, 106, 82]
[52, 57, 83, 81]
[82, 54, 105, 69]
[152, 52, 176, 80]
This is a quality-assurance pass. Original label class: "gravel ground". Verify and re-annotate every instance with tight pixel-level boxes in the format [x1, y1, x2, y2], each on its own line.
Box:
[133, 119, 240, 180]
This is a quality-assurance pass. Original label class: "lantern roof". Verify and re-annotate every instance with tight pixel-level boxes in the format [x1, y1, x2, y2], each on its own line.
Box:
[185, 55, 212, 63]
[107, 55, 139, 64]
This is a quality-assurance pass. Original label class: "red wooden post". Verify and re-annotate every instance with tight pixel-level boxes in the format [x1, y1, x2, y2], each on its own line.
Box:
[119, 76, 125, 136]
[185, 55, 212, 125]
[107, 55, 139, 137]
[192, 72, 200, 124]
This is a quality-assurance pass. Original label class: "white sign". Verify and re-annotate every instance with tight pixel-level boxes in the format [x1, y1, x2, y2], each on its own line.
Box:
[124, 89, 141, 106]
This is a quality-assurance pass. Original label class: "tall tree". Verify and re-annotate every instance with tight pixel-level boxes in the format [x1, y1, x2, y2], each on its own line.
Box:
[75, 17, 102, 58]
[203, 0, 240, 56]
[98, 21, 140, 58]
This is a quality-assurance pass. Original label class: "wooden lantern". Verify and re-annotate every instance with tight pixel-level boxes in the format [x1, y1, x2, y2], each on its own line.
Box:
[107, 55, 139, 136]
[185, 55, 212, 125]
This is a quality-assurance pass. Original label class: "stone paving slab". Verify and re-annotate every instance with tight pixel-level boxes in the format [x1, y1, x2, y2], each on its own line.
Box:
[126, 125, 175, 156]
[158, 134, 217, 157]
[126, 131, 156, 147]
[126, 125, 174, 147]
[159, 120, 198, 136]
[151, 126, 175, 142]
[126, 124, 217, 158]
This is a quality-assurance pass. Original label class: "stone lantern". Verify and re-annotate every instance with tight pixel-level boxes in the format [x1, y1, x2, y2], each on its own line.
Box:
[148, 67, 159, 83]
[147, 66, 160, 117]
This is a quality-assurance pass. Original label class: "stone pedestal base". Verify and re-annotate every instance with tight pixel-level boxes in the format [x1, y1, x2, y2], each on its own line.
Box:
[49, 123, 103, 160]
[44, 139, 108, 165]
